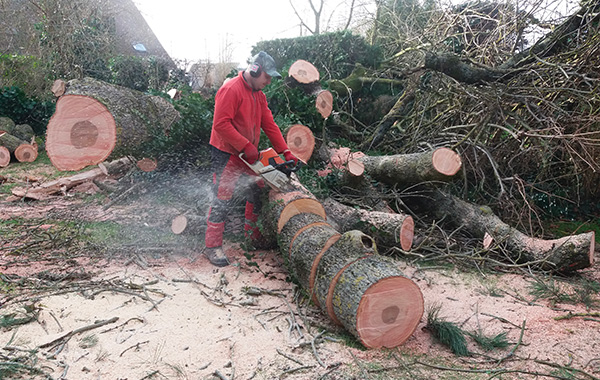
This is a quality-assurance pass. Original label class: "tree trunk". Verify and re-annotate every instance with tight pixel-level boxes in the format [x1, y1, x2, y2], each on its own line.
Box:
[0, 132, 27, 153]
[322, 197, 414, 250]
[45, 77, 179, 171]
[418, 190, 595, 272]
[357, 147, 462, 186]
[264, 177, 423, 349]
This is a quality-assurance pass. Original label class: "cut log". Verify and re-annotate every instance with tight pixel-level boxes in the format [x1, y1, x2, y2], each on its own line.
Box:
[12, 124, 35, 142]
[0, 132, 27, 153]
[11, 157, 135, 200]
[289, 59, 320, 84]
[339, 147, 463, 187]
[264, 175, 424, 348]
[51, 79, 66, 97]
[315, 90, 333, 118]
[330, 254, 424, 348]
[322, 198, 414, 250]
[285, 124, 315, 163]
[0, 145, 10, 167]
[418, 191, 595, 272]
[14, 142, 38, 163]
[0, 117, 15, 134]
[136, 157, 158, 172]
[286, 60, 334, 119]
[45, 77, 179, 171]
[171, 214, 206, 235]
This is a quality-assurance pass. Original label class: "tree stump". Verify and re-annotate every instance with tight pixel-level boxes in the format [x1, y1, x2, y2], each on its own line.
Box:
[45, 77, 179, 171]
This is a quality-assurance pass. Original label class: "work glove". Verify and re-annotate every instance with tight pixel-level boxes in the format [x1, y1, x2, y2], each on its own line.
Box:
[242, 142, 259, 164]
[283, 149, 299, 165]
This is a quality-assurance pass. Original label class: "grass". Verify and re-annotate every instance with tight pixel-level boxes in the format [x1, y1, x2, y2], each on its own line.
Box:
[547, 219, 600, 244]
[528, 275, 600, 308]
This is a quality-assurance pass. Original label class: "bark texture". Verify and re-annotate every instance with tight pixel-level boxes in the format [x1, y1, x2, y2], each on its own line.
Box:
[45, 77, 179, 171]
[419, 191, 595, 272]
[263, 176, 423, 348]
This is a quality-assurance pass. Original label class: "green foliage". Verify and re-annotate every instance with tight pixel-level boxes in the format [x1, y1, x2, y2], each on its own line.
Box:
[144, 93, 214, 169]
[108, 55, 171, 92]
[467, 330, 509, 351]
[529, 276, 600, 308]
[0, 54, 52, 97]
[253, 31, 382, 79]
[426, 305, 470, 356]
[0, 86, 55, 135]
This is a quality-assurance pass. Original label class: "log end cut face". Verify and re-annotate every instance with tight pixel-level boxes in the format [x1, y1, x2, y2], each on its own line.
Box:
[432, 147, 462, 176]
[0, 146, 10, 167]
[46, 95, 117, 171]
[286, 124, 315, 163]
[356, 276, 424, 349]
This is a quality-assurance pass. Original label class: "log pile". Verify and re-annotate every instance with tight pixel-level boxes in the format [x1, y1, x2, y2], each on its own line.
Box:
[45, 77, 179, 171]
[0, 117, 39, 167]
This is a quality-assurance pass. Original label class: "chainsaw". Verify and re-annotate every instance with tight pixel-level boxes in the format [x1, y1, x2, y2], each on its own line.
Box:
[239, 148, 301, 191]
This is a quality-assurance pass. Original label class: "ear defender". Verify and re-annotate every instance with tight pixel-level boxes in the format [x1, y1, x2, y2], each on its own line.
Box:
[249, 62, 261, 78]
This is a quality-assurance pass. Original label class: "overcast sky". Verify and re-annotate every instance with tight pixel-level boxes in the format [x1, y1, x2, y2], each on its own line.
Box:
[133, 0, 304, 65]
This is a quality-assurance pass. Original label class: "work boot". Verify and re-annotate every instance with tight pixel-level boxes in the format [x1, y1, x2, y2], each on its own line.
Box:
[204, 247, 229, 267]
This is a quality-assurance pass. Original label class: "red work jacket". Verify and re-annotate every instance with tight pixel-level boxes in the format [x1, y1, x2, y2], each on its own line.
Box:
[209, 71, 287, 155]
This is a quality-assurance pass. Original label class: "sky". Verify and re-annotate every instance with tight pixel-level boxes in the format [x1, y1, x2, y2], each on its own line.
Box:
[133, 0, 304, 66]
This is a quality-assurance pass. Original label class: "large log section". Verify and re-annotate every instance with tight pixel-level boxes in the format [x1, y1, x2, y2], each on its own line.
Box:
[416, 190, 595, 272]
[263, 179, 423, 348]
[46, 77, 179, 171]
[319, 147, 463, 188]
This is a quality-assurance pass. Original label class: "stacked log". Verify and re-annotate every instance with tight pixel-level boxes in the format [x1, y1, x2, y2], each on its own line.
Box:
[264, 179, 423, 349]
[45, 77, 179, 171]
[0, 117, 39, 165]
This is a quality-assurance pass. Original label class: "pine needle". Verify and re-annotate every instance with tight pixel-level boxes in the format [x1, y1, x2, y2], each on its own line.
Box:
[426, 305, 470, 356]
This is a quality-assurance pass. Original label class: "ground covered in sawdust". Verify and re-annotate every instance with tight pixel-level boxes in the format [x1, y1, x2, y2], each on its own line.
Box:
[1, 163, 600, 380]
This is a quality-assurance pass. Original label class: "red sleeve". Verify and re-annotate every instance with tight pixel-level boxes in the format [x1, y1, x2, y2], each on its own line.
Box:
[213, 86, 251, 152]
[258, 94, 289, 153]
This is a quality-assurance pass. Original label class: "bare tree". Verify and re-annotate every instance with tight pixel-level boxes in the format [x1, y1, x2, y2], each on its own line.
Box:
[289, 0, 371, 35]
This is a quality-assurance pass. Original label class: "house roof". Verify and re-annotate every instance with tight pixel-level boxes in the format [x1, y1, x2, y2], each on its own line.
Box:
[0, 0, 173, 65]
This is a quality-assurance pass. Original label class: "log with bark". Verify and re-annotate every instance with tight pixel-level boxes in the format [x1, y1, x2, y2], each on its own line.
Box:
[415, 190, 595, 272]
[262, 177, 424, 348]
[0, 131, 27, 153]
[45, 77, 180, 171]
[321, 146, 462, 188]
[287, 60, 334, 118]
[10, 157, 135, 201]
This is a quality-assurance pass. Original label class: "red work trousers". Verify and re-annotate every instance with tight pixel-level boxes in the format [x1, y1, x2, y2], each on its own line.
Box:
[204, 146, 264, 248]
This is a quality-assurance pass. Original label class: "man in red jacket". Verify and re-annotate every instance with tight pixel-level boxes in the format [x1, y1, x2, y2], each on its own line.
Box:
[204, 51, 298, 267]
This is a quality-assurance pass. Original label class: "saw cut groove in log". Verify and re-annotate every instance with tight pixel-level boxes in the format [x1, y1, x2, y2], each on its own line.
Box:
[289, 59, 320, 84]
[285, 124, 315, 163]
[265, 176, 424, 348]
[0, 146, 9, 167]
[277, 198, 327, 233]
[331, 255, 424, 349]
[288, 222, 333, 259]
[14, 143, 38, 163]
[420, 191, 595, 272]
[316, 90, 333, 118]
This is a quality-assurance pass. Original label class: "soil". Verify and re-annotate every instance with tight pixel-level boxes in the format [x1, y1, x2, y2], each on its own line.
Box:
[1, 161, 599, 380]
